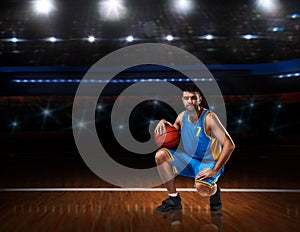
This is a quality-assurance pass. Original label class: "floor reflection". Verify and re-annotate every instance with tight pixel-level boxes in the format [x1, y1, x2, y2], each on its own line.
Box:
[157, 208, 223, 231]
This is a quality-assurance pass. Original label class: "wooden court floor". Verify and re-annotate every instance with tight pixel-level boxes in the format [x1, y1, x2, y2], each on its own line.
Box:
[0, 146, 299, 232]
[1, 190, 299, 232]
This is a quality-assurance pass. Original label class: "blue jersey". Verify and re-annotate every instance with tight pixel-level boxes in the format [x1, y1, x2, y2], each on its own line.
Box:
[181, 109, 222, 163]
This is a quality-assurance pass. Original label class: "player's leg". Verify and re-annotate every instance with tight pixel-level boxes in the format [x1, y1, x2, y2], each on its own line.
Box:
[193, 163, 224, 211]
[210, 186, 222, 211]
[155, 148, 176, 193]
[195, 183, 222, 210]
[155, 148, 182, 213]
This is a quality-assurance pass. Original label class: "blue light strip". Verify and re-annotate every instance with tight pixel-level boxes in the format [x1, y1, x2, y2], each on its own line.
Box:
[12, 78, 214, 84]
[277, 72, 300, 78]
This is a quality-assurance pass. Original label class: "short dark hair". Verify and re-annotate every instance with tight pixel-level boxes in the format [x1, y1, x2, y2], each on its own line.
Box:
[183, 83, 202, 96]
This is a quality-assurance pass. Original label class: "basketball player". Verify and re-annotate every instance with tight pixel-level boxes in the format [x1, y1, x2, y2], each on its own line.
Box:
[154, 83, 235, 212]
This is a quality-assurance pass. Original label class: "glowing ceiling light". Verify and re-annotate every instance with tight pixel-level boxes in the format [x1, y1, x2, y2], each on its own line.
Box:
[166, 35, 174, 41]
[32, 0, 55, 15]
[48, 36, 56, 42]
[205, 34, 214, 40]
[99, 0, 126, 21]
[88, 36, 96, 43]
[174, 0, 193, 13]
[243, 34, 253, 40]
[256, 0, 279, 14]
[12, 121, 18, 127]
[126, 35, 134, 42]
[43, 109, 51, 116]
[78, 121, 86, 128]
[11, 37, 18, 43]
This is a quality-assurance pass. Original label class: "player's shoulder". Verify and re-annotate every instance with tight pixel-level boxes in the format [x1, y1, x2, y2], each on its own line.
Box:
[175, 111, 185, 125]
[178, 111, 185, 118]
[205, 110, 218, 122]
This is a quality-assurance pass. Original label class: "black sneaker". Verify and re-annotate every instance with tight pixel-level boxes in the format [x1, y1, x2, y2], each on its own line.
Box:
[156, 194, 182, 213]
[210, 186, 222, 211]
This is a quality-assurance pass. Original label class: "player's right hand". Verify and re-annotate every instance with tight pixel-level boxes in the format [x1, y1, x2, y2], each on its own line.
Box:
[154, 119, 172, 135]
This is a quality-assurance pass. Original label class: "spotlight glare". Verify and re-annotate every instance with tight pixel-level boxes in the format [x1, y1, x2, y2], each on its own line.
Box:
[166, 35, 174, 41]
[126, 35, 134, 42]
[174, 0, 193, 12]
[12, 121, 18, 127]
[99, 0, 126, 21]
[11, 37, 18, 43]
[243, 34, 253, 40]
[32, 0, 55, 15]
[205, 34, 214, 40]
[78, 121, 86, 128]
[88, 36, 96, 43]
[43, 109, 51, 116]
[256, 0, 279, 14]
[48, 36, 56, 43]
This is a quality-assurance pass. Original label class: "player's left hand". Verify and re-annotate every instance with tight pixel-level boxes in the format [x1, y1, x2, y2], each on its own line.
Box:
[195, 168, 217, 180]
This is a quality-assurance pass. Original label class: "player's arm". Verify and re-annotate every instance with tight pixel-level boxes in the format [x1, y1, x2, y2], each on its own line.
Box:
[154, 112, 184, 134]
[208, 112, 235, 173]
[172, 111, 184, 130]
[196, 112, 235, 180]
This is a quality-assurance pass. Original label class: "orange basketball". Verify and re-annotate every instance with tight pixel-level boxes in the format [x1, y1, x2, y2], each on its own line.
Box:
[154, 124, 180, 149]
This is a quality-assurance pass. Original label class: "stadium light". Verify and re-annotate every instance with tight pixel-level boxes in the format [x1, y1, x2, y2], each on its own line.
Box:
[43, 109, 51, 116]
[98, 0, 126, 21]
[32, 0, 56, 15]
[78, 121, 86, 128]
[204, 34, 214, 40]
[48, 37, 56, 43]
[126, 35, 134, 42]
[173, 0, 193, 13]
[12, 121, 19, 127]
[243, 34, 254, 40]
[88, 36, 96, 43]
[11, 37, 18, 43]
[166, 35, 174, 41]
[256, 0, 279, 14]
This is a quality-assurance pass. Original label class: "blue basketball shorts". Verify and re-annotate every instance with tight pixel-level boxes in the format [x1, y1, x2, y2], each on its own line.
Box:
[162, 148, 224, 188]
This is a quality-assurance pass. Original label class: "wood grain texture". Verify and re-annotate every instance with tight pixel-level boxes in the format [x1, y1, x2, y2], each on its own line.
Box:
[0, 146, 299, 231]
[0, 191, 299, 232]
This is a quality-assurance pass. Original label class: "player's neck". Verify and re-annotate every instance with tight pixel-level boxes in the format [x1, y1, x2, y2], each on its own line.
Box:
[188, 106, 203, 123]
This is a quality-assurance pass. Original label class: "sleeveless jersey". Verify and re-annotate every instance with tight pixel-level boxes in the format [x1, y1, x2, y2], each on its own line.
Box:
[181, 109, 222, 162]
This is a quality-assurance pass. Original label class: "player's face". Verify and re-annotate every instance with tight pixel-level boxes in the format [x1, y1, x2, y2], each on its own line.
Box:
[182, 91, 201, 111]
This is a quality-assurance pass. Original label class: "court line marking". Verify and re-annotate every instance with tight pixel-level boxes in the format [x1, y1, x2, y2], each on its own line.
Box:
[0, 188, 300, 193]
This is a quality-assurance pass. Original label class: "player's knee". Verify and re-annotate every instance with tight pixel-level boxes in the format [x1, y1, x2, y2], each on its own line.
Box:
[155, 149, 169, 164]
[195, 184, 214, 197]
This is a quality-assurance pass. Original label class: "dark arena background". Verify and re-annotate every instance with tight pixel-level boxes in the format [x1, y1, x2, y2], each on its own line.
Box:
[0, 0, 299, 231]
